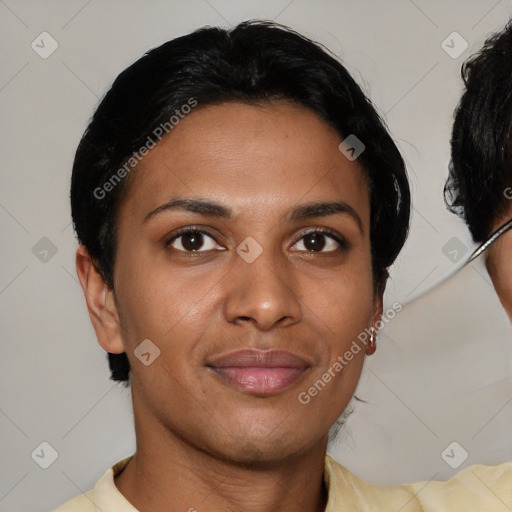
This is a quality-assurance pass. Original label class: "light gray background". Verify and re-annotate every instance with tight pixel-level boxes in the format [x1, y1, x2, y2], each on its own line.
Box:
[1, 1, 511, 510]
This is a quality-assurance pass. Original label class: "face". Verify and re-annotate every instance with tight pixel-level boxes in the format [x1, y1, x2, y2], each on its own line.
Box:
[87, 101, 382, 465]
[486, 212, 512, 320]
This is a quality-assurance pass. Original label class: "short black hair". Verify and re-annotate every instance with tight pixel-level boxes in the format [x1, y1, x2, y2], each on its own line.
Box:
[445, 20, 512, 241]
[70, 20, 410, 385]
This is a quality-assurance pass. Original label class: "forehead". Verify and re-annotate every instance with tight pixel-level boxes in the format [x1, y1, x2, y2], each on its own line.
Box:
[119, 101, 370, 227]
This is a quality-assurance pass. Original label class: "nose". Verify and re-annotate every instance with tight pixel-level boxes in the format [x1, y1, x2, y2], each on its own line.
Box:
[223, 246, 302, 331]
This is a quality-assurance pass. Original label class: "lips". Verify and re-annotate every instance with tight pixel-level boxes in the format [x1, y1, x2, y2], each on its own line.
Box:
[206, 349, 311, 395]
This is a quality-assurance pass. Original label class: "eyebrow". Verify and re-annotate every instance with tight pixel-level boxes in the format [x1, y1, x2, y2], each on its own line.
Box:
[144, 197, 363, 232]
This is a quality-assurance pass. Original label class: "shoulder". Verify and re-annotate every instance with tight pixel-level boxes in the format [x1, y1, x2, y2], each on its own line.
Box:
[325, 455, 421, 510]
[325, 455, 512, 511]
[52, 490, 96, 512]
[52, 456, 133, 512]
[410, 461, 512, 511]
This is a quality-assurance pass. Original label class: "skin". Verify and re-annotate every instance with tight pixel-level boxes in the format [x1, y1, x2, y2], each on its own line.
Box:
[485, 209, 512, 320]
[76, 101, 383, 512]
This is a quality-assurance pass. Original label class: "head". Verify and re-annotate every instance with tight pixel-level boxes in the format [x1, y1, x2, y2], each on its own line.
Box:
[72, 20, 409, 463]
[445, 20, 512, 317]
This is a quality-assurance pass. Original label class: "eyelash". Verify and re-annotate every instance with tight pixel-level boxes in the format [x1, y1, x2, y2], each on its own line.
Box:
[164, 226, 348, 255]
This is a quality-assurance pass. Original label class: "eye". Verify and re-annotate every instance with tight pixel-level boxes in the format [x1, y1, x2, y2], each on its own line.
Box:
[165, 228, 225, 253]
[291, 229, 346, 253]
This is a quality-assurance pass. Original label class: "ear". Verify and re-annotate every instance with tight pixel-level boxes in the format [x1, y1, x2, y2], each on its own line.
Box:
[366, 283, 385, 355]
[75, 245, 125, 354]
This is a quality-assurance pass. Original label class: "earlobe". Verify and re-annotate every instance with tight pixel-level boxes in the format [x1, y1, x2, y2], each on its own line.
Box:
[366, 290, 384, 355]
[75, 245, 125, 355]
[365, 327, 377, 355]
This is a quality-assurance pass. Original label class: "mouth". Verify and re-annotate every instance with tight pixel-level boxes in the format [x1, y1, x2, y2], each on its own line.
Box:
[205, 349, 311, 396]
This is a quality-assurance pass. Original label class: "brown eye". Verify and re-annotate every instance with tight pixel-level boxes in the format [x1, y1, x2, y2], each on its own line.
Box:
[302, 232, 327, 251]
[166, 229, 225, 252]
[291, 230, 345, 253]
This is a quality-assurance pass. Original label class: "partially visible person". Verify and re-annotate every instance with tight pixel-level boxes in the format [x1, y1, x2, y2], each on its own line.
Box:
[445, 19, 512, 318]
[330, 20, 512, 493]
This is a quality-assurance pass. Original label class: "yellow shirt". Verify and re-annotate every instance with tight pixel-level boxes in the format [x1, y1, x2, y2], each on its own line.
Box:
[54, 454, 512, 511]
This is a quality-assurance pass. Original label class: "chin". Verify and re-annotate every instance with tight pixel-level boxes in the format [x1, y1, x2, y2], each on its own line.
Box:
[208, 423, 322, 469]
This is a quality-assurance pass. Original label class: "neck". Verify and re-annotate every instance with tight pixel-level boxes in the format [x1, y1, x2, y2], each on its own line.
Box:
[114, 400, 329, 512]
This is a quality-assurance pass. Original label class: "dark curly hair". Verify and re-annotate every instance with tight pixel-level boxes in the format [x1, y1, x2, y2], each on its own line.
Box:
[70, 20, 410, 385]
[445, 20, 512, 241]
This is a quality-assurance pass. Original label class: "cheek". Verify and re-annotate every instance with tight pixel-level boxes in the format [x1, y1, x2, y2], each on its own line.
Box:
[303, 261, 375, 335]
[114, 250, 225, 356]
[299, 259, 375, 405]
[492, 265, 512, 319]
